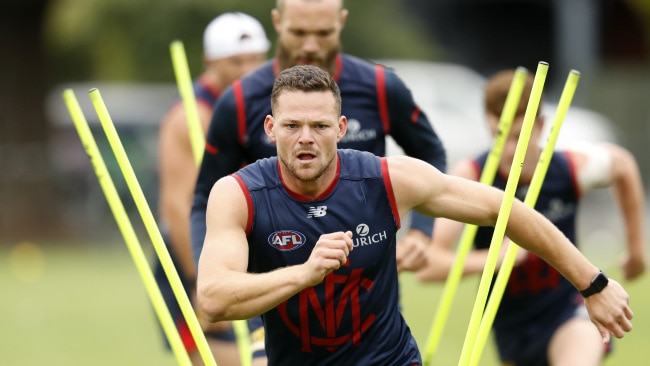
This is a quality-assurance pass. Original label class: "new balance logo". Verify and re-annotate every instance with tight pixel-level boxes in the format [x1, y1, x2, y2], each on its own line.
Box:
[307, 206, 328, 218]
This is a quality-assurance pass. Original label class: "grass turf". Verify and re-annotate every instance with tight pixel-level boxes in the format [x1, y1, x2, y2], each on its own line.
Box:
[1, 241, 648, 365]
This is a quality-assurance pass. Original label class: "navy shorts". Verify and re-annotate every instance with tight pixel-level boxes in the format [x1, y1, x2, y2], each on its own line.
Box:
[494, 304, 612, 366]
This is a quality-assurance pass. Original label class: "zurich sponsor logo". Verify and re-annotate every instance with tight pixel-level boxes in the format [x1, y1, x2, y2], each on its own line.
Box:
[541, 198, 576, 223]
[268, 230, 307, 251]
[353, 223, 387, 247]
[340, 119, 377, 143]
[356, 223, 370, 236]
[262, 133, 276, 146]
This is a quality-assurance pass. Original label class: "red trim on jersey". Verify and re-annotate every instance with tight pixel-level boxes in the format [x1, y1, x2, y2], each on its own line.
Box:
[563, 150, 582, 198]
[233, 80, 247, 146]
[273, 59, 280, 77]
[280, 155, 341, 201]
[381, 157, 401, 229]
[333, 54, 343, 82]
[198, 74, 222, 101]
[410, 105, 421, 123]
[233, 174, 254, 235]
[205, 142, 218, 155]
[196, 98, 213, 110]
[470, 159, 482, 180]
[375, 65, 390, 134]
[176, 317, 198, 353]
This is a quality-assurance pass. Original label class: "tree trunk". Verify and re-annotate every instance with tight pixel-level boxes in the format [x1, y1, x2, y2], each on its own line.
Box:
[0, 0, 61, 243]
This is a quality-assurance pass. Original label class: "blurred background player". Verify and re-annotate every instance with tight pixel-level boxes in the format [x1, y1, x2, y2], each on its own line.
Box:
[403, 69, 647, 366]
[155, 12, 270, 366]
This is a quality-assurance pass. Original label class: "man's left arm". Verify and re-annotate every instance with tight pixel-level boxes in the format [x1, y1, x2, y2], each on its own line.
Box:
[603, 143, 647, 279]
[568, 142, 647, 280]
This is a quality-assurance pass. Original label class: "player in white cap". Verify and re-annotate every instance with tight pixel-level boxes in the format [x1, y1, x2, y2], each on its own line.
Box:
[155, 12, 269, 366]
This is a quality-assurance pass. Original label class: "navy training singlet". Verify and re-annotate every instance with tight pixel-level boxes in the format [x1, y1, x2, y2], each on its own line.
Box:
[233, 149, 421, 365]
[473, 151, 582, 330]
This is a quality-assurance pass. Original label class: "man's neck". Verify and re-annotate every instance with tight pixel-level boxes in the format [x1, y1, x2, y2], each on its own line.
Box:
[279, 156, 340, 199]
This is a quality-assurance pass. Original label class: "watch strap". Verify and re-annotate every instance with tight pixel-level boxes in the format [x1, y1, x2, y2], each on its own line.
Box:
[580, 270, 609, 298]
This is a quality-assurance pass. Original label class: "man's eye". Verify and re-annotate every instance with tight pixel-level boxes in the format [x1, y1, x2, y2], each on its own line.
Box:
[317, 30, 333, 38]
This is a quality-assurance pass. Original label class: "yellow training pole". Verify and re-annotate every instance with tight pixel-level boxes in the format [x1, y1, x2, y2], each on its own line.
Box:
[62, 89, 192, 366]
[469, 70, 581, 366]
[458, 61, 549, 366]
[88, 88, 217, 366]
[170, 39, 252, 366]
[421, 67, 529, 366]
[170, 40, 206, 165]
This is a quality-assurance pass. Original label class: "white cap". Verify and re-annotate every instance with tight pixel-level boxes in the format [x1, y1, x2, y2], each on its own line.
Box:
[203, 12, 271, 60]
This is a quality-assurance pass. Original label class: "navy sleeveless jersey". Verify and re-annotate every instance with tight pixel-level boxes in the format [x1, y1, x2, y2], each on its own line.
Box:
[473, 151, 581, 329]
[193, 76, 220, 107]
[191, 53, 447, 263]
[233, 149, 421, 365]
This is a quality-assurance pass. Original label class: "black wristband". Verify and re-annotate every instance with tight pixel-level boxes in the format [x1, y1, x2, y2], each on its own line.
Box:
[579, 270, 609, 298]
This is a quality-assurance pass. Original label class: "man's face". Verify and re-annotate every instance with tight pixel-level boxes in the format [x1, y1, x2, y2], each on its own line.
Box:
[272, 0, 347, 70]
[265, 89, 346, 187]
[209, 52, 267, 87]
[487, 113, 544, 174]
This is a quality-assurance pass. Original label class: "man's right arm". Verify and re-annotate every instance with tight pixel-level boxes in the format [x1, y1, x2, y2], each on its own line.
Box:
[388, 155, 633, 342]
[191, 88, 244, 266]
[196, 176, 353, 322]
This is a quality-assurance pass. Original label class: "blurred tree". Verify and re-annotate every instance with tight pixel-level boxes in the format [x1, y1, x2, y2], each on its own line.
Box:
[45, 0, 440, 83]
[399, 0, 650, 95]
[0, 0, 59, 242]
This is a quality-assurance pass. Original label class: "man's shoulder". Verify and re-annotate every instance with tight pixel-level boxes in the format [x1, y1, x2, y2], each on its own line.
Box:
[338, 149, 382, 176]
[339, 54, 404, 92]
[235, 156, 280, 190]
[214, 61, 274, 111]
[239, 60, 276, 92]
[238, 156, 279, 176]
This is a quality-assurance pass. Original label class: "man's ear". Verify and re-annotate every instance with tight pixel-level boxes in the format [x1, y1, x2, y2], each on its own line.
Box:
[337, 116, 347, 142]
[264, 115, 276, 142]
[271, 8, 281, 32]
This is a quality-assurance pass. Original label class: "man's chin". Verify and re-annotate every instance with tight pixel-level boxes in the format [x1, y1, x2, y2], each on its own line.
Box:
[297, 59, 317, 66]
[291, 166, 320, 181]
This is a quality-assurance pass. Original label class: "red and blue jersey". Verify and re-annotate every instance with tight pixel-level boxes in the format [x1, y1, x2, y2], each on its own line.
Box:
[193, 75, 221, 109]
[191, 53, 446, 264]
[473, 151, 582, 330]
[233, 149, 421, 365]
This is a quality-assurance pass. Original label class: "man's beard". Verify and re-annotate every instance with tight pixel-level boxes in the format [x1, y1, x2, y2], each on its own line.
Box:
[276, 40, 340, 74]
[280, 153, 335, 183]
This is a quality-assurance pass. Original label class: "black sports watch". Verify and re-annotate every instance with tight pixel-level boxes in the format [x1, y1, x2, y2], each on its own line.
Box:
[579, 270, 609, 298]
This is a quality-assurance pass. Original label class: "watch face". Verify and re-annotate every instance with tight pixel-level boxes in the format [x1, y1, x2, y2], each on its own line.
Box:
[581, 271, 609, 298]
[593, 272, 609, 291]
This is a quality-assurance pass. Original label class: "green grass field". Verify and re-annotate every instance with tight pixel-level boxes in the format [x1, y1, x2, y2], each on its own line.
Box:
[1, 240, 648, 365]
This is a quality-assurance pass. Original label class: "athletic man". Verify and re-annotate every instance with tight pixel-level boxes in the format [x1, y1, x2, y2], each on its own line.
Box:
[196, 65, 634, 366]
[155, 12, 269, 365]
[407, 69, 646, 366]
[191, 0, 446, 272]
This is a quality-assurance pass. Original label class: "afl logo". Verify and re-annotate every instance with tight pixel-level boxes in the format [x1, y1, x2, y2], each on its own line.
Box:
[268, 230, 306, 251]
[356, 223, 370, 236]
